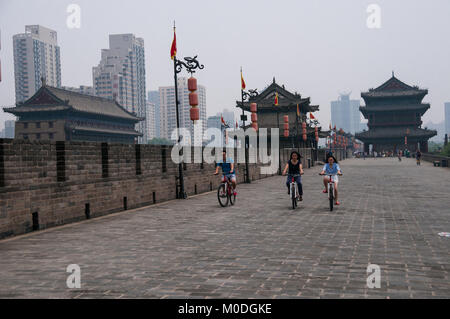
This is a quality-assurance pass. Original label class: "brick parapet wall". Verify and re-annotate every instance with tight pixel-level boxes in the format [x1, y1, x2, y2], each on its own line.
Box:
[0, 139, 334, 239]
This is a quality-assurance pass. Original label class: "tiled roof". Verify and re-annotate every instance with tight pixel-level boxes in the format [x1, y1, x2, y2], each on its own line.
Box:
[5, 85, 142, 122]
[45, 86, 141, 121]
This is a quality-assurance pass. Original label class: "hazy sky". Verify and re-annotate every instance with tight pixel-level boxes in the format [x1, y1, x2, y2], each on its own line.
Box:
[1, 0, 449, 130]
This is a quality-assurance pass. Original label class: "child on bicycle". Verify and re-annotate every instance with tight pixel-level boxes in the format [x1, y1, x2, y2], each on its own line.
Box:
[214, 150, 237, 196]
[282, 151, 304, 201]
[319, 155, 342, 205]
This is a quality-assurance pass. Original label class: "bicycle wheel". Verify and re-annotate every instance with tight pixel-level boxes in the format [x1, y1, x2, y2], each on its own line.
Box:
[229, 184, 236, 206]
[329, 184, 334, 211]
[291, 183, 297, 209]
[217, 184, 229, 207]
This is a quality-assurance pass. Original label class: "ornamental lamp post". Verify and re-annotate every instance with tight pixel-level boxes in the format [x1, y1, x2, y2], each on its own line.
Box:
[240, 72, 259, 183]
[171, 23, 204, 199]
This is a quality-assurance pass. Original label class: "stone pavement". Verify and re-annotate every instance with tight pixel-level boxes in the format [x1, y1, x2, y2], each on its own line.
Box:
[0, 157, 449, 298]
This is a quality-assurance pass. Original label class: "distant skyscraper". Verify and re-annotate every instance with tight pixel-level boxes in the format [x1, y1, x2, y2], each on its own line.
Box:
[4, 120, 15, 138]
[221, 109, 235, 128]
[62, 85, 95, 96]
[148, 90, 161, 138]
[207, 115, 221, 131]
[93, 34, 146, 143]
[159, 77, 206, 145]
[331, 93, 361, 134]
[145, 101, 156, 142]
[206, 115, 222, 147]
[13, 25, 61, 102]
[445, 102, 450, 136]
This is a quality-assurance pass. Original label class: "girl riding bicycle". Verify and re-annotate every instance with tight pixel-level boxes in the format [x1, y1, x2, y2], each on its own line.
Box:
[319, 155, 342, 205]
[282, 151, 304, 201]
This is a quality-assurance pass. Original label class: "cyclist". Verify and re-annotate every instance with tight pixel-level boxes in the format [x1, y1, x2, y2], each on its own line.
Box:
[282, 151, 304, 201]
[214, 150, 237, 196]
[416, 149, 422, 165]
[319, 155, 342, 205]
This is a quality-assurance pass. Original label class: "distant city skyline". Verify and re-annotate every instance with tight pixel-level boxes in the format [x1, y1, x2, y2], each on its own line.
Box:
[1, 1, 450, 133]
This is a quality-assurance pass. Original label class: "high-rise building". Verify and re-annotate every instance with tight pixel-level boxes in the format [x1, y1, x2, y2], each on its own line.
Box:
[13, 25, 61, 102]
[62, 85, 95, 96]
[4, 120, 15, 138]
[331, 93, 361, 134]
[93, 34, 146, 143]
[159, 77, 206, 145]
[221, 109, 235, 128]
[148, 90, 161, 138]
[445, 102, 450, 136]
[207, 115, 221, 131]
[145, 101, 156, 142]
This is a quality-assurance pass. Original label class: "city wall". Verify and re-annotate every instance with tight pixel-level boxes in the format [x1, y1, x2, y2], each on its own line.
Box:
[0, 138, 345, 239]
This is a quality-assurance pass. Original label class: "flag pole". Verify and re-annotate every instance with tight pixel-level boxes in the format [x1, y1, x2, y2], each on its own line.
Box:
[172, 21, 186, 199]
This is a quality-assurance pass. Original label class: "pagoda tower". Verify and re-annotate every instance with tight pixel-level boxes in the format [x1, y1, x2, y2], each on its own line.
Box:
[356, 74, 437, 153]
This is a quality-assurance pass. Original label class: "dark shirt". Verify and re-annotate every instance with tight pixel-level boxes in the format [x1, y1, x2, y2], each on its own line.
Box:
[288, 160, 301, 175]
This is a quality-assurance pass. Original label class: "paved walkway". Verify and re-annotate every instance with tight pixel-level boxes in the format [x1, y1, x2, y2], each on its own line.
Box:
[0, 158, 449, 298]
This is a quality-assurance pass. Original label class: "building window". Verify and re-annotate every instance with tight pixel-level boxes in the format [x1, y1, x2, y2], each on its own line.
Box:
[49, 121, 53, 128]
[23, 122, 28, 129]
[36, 133, 40, 140]
[36, 122, 41, 128]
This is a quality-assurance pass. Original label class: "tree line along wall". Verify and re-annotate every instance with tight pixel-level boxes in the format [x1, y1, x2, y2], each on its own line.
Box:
[0, 139, 335, 240]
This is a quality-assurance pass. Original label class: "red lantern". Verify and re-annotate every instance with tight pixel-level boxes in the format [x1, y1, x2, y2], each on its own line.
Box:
[284, 130, 289, 137]
[189, 92, 198, 106]
[251, 113, 257, 122]
[250, 103, 257, 113]
[188, 77, 197, 92]
[283, 123, 289, 130]
[283, 115, 289, 123]
[302, 133, 307, 141]
[190, 107, 199, 121]
[251, 122, 258, 131]
[302, 122, 306, 129]
[405, 136, 407, 145]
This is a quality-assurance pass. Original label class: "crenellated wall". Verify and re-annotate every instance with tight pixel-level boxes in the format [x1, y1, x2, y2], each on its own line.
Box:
[0, 139, 340, 239]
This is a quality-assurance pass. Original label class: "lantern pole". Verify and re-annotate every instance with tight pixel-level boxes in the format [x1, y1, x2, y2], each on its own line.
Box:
[172, 48, 204, 199]
[240, 81, 258, 184]
[241, 89, 250, 183]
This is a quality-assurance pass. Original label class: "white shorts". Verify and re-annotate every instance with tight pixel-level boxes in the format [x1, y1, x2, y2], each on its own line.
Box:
[325, 175, 338, 183]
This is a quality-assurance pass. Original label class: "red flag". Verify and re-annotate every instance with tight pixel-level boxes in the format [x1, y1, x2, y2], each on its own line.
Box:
[241, 69, 246, 90]
[170, 28, 177, 60]
[274, 92, 279, 106]
[221, 116, 226, 126]
[309, 112, 315, 120]
[296, 104, 300, 117]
